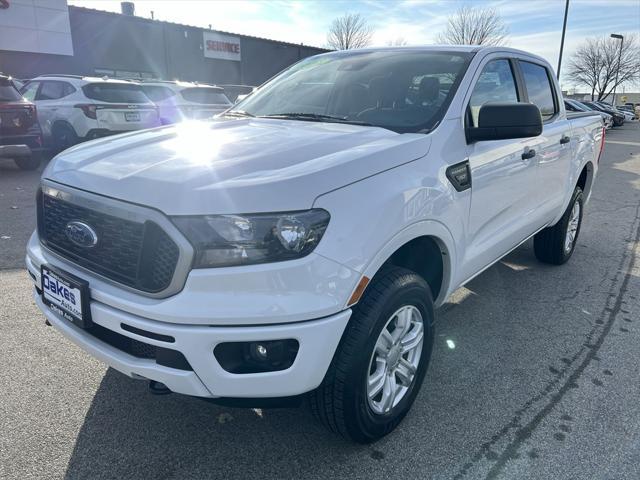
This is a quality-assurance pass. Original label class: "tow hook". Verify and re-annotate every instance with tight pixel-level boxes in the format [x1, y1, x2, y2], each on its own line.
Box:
[149, 380, 172, 395]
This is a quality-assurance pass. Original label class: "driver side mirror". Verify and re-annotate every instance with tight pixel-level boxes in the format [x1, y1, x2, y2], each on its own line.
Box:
[467, 102, 543, 142]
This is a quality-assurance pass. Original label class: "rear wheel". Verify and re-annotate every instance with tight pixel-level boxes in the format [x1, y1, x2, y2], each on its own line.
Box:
[52, 123, 79, 152]
[534, 186, 583, 265]
[310, 266, 434, 443]
[14, 153, 41, 171]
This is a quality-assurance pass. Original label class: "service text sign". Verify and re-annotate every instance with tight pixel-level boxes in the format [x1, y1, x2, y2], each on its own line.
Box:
[203, 32, 241, 61]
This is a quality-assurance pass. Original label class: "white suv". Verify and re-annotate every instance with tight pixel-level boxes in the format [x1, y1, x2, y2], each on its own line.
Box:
[20, 75, 160, 151]
[140, 81, 232, 124]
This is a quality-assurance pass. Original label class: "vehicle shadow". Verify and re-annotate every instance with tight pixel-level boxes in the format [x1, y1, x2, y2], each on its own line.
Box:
[61, 244, 547, 480]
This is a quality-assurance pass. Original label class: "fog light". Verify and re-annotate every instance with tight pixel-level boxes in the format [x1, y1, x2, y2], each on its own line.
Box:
[214, 339, 299, 374]
[254, 343, 268, 359]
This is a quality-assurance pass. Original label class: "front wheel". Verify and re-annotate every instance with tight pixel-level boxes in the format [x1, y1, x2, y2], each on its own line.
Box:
[310, 266, 434, 443]
[52, 123, 79, 152]
[534, 186, 584, 265]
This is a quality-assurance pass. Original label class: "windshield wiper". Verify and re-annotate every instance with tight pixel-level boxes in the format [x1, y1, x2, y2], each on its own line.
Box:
[259, 112, 374, 127]
[222, 110, 255, 118]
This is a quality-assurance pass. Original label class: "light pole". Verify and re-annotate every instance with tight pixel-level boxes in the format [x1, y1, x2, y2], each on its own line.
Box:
[610, 33, 624, 106]
[557, 0, 570, 80]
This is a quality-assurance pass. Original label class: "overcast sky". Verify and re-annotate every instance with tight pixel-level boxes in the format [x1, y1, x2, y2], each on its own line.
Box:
[69, 0, 640, 88]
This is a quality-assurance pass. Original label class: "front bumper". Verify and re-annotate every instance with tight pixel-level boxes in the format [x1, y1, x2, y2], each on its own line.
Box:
[31, 289, 350, 398]
[27, 234, 353, 398]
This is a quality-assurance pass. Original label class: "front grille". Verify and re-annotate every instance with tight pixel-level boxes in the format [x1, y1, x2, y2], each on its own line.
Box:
[38, 191, 180, 293]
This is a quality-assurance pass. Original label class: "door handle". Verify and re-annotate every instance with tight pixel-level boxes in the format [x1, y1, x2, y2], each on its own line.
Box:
[521, 148, 536, 160]
[560, 135, 570, 144]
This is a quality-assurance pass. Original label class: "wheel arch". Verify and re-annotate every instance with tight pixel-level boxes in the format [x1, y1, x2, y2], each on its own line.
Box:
[51, 119, 77, 135]
[577, 161, 594, 199]
[359, 221, 456, 307]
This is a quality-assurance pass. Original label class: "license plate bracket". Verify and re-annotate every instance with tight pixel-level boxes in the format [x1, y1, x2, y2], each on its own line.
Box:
[125, 112, 141, 122]
[41, 265, 92, 329]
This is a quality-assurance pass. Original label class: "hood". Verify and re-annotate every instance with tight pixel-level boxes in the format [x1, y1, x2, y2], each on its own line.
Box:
[44, 118, 430, 215]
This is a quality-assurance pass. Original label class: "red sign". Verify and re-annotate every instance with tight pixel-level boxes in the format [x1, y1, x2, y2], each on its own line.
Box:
[203, 32, 241, 61]
[206, 40, 240, 55]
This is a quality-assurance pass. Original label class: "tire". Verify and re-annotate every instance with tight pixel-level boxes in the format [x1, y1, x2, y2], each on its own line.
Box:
[52, 123, 79, 152]
[14, 152, 41, 171]
[534, 186, 583, 265]
[310, 266, 434, 443]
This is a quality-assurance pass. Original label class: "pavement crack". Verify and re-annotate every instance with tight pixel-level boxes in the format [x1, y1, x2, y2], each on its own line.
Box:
[453, 202, 640, 480]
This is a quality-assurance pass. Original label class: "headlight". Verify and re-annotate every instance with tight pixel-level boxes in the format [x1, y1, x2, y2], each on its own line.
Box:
[172, 209, 330, 268]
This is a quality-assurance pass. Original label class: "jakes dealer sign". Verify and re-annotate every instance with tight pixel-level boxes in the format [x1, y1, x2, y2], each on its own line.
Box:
[203, 31, 241, 61]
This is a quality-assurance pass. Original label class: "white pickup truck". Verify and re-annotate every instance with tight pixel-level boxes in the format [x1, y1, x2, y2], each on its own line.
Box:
[27, 46, 605, 443]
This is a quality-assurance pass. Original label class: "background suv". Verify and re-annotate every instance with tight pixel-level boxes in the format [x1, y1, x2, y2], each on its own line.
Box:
[581, 101, 625, 126]
[140, 80, 232, 124]
[20, 75, 160, 151]
[0, 73, 43, 170]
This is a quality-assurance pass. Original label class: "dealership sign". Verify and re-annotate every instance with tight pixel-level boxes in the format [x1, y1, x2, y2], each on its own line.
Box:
[203, 31, 241, 61]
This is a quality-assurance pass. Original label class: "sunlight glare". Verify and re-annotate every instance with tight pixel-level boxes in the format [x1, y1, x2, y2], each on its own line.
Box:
[163, 120, 232, 166]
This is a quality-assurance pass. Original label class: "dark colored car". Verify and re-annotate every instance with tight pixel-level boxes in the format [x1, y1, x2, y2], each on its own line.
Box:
[582, 101, 625, 127]
[0, 74, 43, 170]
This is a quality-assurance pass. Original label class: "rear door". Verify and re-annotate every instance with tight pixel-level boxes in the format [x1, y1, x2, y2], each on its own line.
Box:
[461, 57, 543, 280]
[34, 81, 71, 137]
[516, 60, 572, 221]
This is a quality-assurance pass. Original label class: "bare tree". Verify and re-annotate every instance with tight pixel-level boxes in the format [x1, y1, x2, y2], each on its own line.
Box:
[436, 6, 508, 46]
[567, 35, 640, 101]
[326, 13, 374, 50]
[386, 36, 408, 47]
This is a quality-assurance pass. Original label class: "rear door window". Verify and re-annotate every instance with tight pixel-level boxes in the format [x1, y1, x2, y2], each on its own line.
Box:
[180, 88, 231, 105]
[519, 61, 557, 121]
[83, 83, 151, 103]
[468, 59, 519, 127]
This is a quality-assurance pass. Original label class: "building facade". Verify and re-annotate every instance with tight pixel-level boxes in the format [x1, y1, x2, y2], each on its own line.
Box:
[0, 1, 328, 86]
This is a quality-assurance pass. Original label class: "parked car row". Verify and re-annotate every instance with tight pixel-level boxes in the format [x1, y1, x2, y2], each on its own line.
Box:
[19, 75, 235, 150]
[0, 73, 252, 169]
[564, 97, 636, 128]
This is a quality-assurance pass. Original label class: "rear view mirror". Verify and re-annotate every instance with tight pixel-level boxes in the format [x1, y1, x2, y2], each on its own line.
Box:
[467, 102, 543, 142]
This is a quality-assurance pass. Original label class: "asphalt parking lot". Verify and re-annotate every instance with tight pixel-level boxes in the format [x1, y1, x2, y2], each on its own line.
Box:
[1, 122, 639, 480]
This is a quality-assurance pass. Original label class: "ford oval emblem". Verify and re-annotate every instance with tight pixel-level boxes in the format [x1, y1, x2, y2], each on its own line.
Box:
[65, 221, 98, 248]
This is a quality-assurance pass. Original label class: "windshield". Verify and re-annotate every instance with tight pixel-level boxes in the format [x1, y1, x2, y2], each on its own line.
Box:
[231, 50, 472, 133]
[0, 79, 22, 102]
[83, 83, 152, 104]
